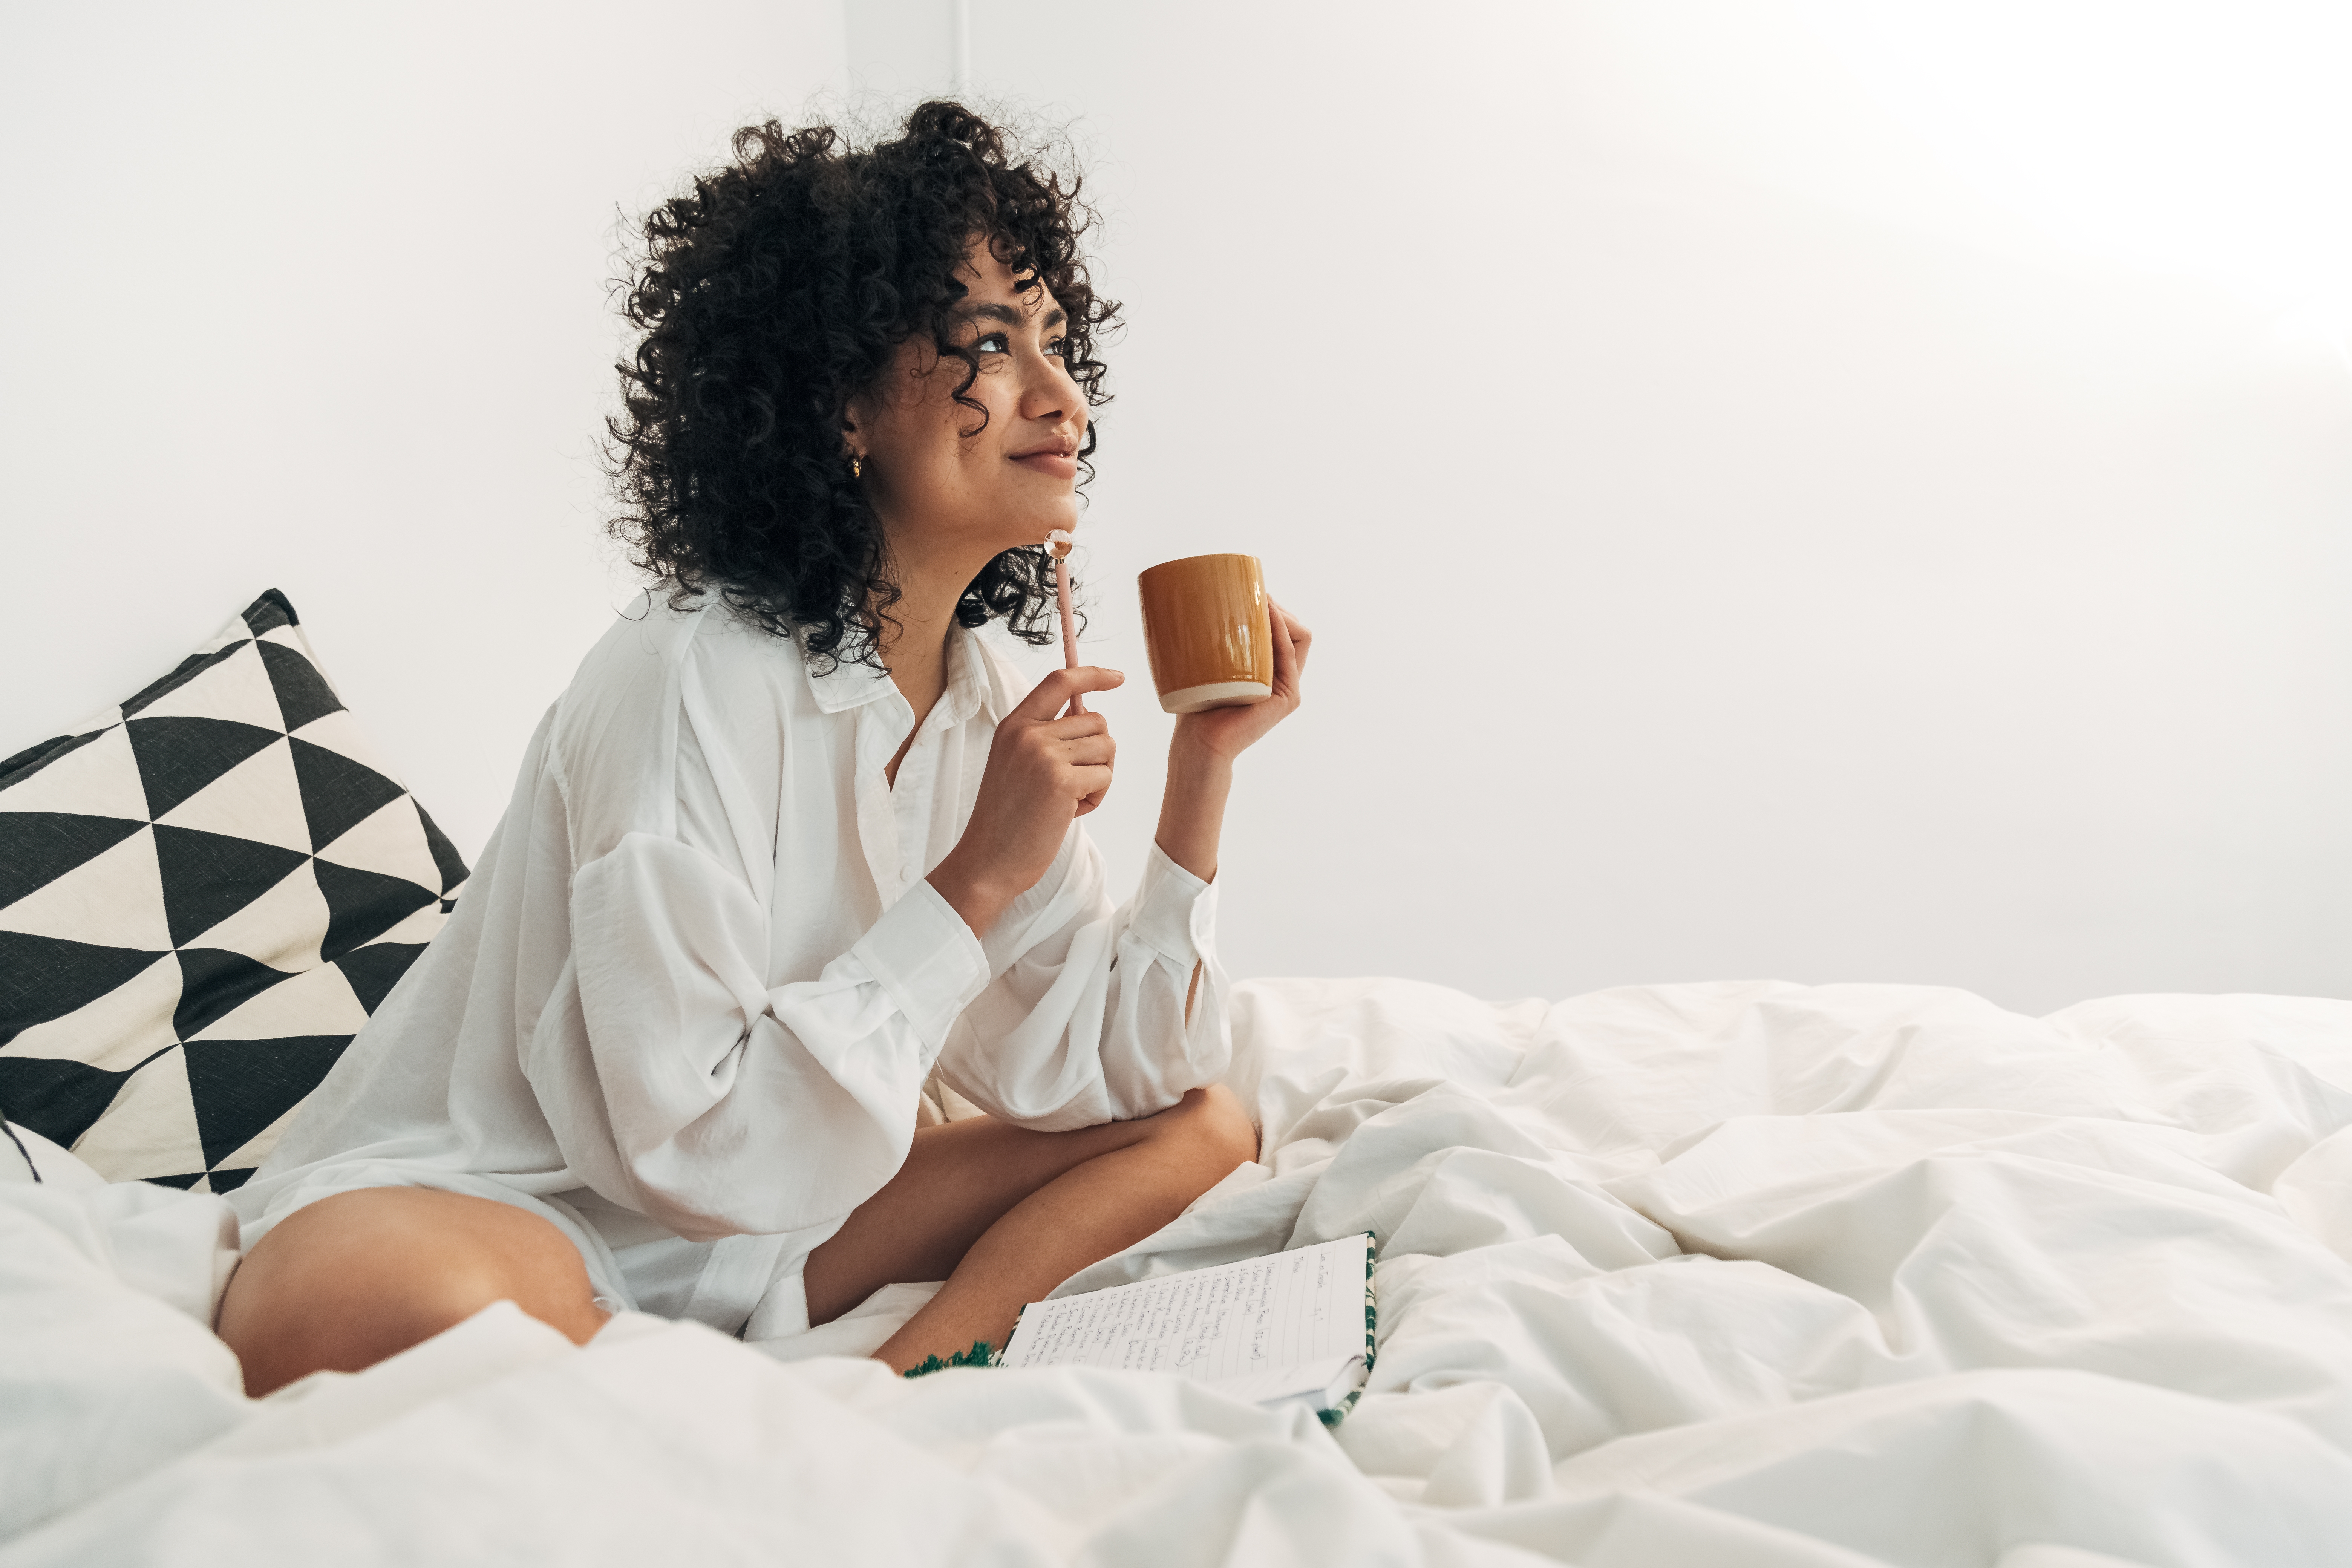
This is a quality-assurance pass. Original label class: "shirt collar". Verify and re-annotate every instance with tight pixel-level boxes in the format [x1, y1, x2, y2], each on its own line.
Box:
[801, 635, 897, 714]
[934, 623, 1002, 728]
[801, 622, 1010, 724]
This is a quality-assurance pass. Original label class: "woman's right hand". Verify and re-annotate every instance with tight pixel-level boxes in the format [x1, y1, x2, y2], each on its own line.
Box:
[926, 666, 1125, 936]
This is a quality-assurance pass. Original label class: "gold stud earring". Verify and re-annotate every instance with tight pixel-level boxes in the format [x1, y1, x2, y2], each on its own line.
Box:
[850, 452, 864, 481]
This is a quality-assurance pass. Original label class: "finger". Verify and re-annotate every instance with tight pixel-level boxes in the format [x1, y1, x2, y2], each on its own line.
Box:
[1056, 733, 1116, 767]
[1268, 601, 1306, 688]
[1013, 666, 1126, 723]
[1270, 600, 1311, 653]
[1038, 712, 1111, 742]
[1070, 764, 1114, 801]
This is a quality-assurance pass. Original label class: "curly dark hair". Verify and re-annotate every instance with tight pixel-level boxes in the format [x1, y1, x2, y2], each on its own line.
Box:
[605, 101, 1116, 668]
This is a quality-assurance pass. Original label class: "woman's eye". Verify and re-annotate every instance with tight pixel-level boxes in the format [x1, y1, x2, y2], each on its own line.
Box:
[974, 331, 1011, 354]
[1044, 337, 1068, 358]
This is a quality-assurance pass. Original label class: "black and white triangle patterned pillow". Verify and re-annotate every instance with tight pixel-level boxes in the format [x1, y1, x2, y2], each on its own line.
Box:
[0, 590, 467, 1191]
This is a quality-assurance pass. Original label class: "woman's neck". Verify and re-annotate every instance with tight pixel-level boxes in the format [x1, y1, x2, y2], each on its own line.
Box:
[874, 545, 990, 778]
[879, 598, 957, 729]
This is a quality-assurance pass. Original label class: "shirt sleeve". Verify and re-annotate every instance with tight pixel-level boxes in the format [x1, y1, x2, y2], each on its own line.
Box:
[539, 837, 988, 1242]
[518, 627, 991, 1245]
[927, 831, 1235, 1132]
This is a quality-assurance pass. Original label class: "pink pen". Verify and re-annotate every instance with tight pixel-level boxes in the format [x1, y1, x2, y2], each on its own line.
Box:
[1045, 529, 1084, 715]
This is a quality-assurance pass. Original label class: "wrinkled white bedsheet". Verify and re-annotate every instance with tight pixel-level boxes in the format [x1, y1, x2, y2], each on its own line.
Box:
[7, 978, 2352, 1566]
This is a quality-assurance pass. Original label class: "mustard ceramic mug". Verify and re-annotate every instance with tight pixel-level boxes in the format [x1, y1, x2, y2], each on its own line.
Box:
[1136, 554, 1275, 714]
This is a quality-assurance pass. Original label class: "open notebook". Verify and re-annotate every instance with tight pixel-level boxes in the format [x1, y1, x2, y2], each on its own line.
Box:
[997, 1233, 1377, 1423]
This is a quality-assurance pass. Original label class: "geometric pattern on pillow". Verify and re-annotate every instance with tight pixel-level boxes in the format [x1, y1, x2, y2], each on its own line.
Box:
[0, 590, 467, 1191]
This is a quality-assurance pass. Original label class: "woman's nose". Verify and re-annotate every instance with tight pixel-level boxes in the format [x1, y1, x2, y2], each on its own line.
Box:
[1019, 351, 1077, 425]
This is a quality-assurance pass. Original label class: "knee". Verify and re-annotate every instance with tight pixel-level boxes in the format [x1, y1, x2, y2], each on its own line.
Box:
[217, 1189, 602, 1396]
[1160, 1083, 1259, 1176]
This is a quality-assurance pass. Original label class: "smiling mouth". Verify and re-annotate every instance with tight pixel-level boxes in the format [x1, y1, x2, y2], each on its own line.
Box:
[1011, 440, 1079, 477]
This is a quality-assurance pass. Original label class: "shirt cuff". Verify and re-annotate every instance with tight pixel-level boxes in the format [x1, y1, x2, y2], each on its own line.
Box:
[852, 879, 990, 1054]
[1127, 843, 1216, 966]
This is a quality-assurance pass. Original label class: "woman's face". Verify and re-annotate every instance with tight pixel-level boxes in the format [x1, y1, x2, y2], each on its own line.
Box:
[848, 243, 1086, 574]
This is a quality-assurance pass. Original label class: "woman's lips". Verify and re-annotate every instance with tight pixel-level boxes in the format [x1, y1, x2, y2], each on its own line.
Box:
[1012, 450, 1078, 479]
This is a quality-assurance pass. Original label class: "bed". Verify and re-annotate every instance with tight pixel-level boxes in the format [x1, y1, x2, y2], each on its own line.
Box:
[5, 600, 2351, 1566]
[9, 976, 2352, 1565]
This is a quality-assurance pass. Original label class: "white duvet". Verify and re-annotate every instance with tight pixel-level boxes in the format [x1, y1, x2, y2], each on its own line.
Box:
[6, 978, 2351, 1566]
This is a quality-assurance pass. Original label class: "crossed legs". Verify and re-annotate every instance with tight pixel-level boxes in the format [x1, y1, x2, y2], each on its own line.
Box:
[805, 1084, 1257, 1369]
[215, 1084, 1256, 1394]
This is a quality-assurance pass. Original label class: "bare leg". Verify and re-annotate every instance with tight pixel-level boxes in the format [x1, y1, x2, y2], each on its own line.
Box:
[218, 1087, 1256, 1392]
[216, 1187, 608, 1397]
[804, 1084, 1257, 1372]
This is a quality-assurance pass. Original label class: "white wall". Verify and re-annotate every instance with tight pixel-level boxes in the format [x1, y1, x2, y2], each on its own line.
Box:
[940, 0, 2352, 1014]
[0, 1, 847, 856]
[7, 3, 2347, 1015]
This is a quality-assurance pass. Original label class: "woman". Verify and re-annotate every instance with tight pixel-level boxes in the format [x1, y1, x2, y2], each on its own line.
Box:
[219, 103, 1306, 1394]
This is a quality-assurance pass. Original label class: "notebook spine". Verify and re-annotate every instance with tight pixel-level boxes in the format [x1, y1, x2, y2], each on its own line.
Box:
[1319, 1230, 1379, 1428]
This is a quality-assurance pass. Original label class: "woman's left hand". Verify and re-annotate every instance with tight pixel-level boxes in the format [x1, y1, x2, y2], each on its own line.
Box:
[1153, 599, 1309, 883]
[1170, 600, 1311, 763]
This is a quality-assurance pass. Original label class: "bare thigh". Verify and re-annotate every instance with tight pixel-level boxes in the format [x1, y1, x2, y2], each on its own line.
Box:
[216, 1187, 607, 1397]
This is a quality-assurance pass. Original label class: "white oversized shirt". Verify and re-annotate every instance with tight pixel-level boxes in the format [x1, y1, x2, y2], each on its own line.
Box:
[232, 596, 1231, 1336]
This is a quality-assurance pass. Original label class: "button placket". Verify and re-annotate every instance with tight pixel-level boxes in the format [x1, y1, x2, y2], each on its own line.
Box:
[854, 696, 913, 905]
